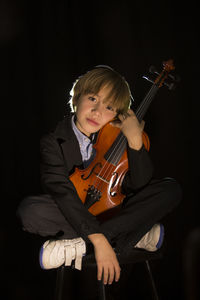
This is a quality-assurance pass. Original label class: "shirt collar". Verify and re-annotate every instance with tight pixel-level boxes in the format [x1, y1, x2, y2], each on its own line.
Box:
[71, 115, 95, 146]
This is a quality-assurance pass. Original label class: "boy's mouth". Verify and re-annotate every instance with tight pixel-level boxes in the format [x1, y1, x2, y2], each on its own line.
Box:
[86, 118, 100, 126]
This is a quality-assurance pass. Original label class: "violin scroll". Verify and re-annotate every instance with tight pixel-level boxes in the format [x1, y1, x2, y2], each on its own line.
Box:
[163, 59, 175, 72]
[143, 59, 180, 90]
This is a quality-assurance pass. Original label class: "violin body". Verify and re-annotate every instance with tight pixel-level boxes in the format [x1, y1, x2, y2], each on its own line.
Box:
[70, 122, 150, 216]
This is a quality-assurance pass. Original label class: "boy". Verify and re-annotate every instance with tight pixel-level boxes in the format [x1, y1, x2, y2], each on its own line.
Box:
[17, 66, 181, 285]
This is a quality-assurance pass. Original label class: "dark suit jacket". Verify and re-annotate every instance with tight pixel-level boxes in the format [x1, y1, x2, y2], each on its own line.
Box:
[40, 114, 153, 241]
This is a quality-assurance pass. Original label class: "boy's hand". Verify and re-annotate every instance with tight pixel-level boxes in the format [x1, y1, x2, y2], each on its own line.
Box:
[111, 109, 145, 150]
[88, 233, 121, 285]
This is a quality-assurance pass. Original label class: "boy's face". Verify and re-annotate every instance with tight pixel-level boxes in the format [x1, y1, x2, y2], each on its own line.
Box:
[74, 85, 117, 137]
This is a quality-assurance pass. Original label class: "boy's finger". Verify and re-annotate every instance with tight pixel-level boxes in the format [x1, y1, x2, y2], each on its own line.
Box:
[115, 266, 121, 282]
[103, 268, 109, 284]
[108, 267, 115, 285]
[97, 265, 103, 281]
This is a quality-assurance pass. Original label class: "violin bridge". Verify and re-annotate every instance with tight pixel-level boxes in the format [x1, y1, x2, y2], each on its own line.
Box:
[96, 175, 109, 184]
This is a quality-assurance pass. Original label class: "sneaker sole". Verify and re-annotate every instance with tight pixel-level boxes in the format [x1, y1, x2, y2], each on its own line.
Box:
[156, 224, 164, 249]
[39, 245, 45, 269]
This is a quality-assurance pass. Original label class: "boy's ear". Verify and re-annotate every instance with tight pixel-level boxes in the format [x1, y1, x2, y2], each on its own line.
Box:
[72, 98, 78, 111]
[72, 94, 80, 106]
[72, 103, 77, 112]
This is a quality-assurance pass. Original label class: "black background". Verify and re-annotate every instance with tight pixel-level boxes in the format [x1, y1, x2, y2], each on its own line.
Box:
[1, 0, 199, 299]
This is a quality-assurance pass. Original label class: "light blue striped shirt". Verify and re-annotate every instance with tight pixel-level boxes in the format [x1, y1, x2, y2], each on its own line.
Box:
[71, 115, 96, 167]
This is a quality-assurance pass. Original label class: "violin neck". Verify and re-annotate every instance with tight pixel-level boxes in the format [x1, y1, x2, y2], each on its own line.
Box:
[135, 84, 159, 122]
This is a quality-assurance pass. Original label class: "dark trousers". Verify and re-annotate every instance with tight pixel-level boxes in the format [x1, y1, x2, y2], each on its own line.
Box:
[17, 178, 181, 252]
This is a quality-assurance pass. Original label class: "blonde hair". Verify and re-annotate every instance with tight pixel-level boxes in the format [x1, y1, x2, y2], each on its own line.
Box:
[69, 67, 132, 114]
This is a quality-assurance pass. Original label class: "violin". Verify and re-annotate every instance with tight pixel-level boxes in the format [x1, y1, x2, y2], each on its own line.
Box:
[70, 59, 176, 216]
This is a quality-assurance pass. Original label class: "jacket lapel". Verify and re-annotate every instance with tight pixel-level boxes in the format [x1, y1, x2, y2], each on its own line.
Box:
[61, 137, 83, 172]
[54, 116, 83, 172]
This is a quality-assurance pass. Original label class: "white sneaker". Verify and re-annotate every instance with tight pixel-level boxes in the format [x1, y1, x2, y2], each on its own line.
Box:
[39, 237, 86, 271]
[135, 224, 164, 252]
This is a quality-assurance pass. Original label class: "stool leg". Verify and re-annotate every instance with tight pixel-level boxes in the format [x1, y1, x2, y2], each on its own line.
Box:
[55, 266, 65, 300]
[145, 260, 160, 300]
[98, 272, 106, 300]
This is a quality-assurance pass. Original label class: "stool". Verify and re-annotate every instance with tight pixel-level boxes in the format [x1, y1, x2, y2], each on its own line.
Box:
[54, 249, 162, 300]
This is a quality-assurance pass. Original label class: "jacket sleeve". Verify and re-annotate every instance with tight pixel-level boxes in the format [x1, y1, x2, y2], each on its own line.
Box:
[122, 144, 154, 194]
[40, 133, 102, 241]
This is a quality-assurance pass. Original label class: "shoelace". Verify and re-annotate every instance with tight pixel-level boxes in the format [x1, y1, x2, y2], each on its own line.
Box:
[64, 238, 86, 270]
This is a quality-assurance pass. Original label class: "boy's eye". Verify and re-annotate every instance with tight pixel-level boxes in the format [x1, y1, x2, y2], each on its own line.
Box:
[88, 96, 96, 101]
[106, 105, 114, 111]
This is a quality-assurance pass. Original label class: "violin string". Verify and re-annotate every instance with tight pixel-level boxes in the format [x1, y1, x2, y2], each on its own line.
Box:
[136, 84, 158, 121]
[136, 86, 155, 120]
[92, 132, 126, 191]
[138, 85, 159, 119]
[92, 134, 125, 186]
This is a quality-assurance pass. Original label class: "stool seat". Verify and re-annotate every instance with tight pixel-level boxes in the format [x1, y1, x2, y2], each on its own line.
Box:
[82, 248, 162, 267]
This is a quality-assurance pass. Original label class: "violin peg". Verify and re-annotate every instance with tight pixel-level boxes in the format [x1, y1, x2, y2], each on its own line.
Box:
[149, 65, 158, 75]
[164, 81, 176, 90]
[142, 75, 155, 84]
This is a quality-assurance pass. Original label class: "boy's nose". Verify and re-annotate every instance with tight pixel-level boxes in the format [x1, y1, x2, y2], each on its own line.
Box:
[91, 103, 102, 115]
